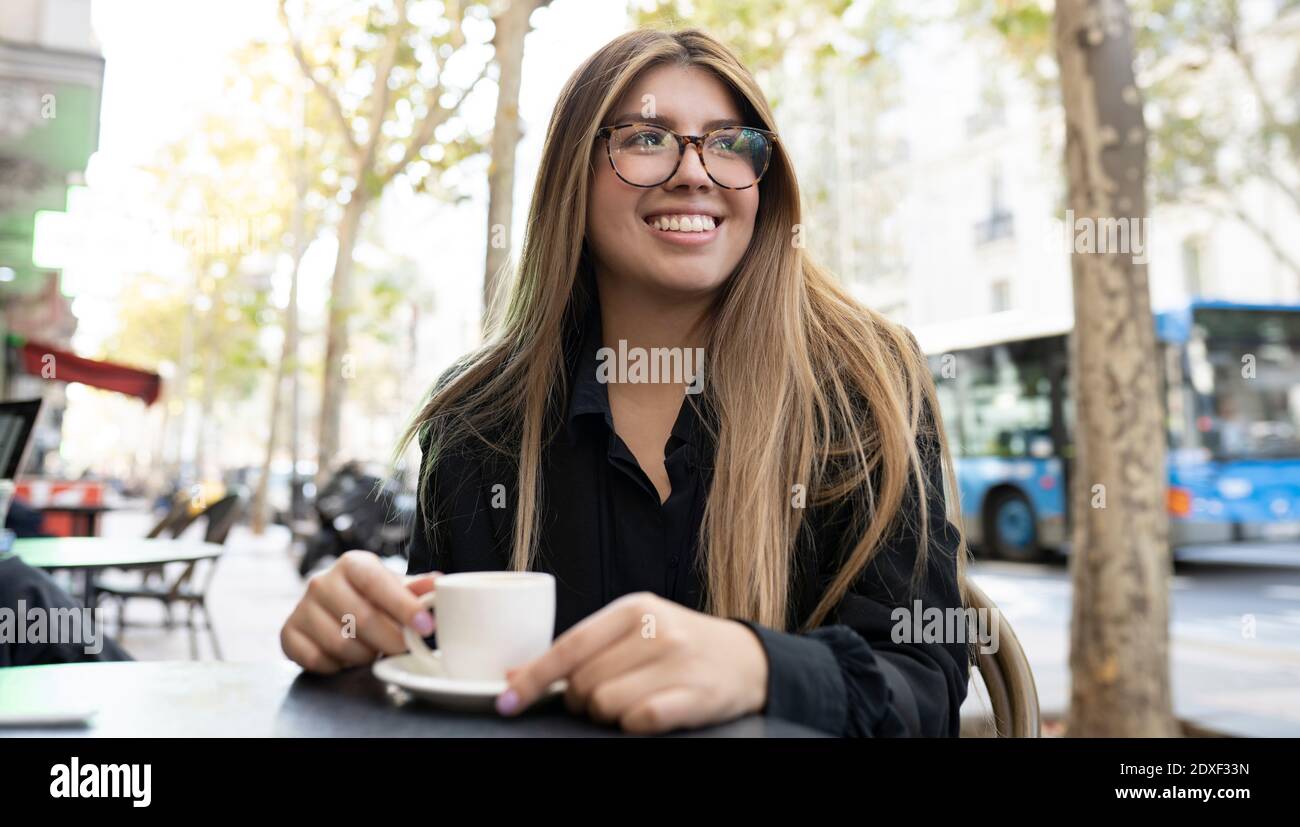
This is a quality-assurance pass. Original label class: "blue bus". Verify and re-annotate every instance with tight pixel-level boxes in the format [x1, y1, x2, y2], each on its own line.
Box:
[917, 300, 1300, 561]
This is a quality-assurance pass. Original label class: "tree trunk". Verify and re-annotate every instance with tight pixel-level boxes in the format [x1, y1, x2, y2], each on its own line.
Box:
[170, 271, 198, 479]
[1055, 0, 1178, 737]
[257, 88, 312, 534]
[289, 84, 308, 524]
[194, 287, 218, 484]
[482, 0, 540, 326]
[251, 324, 287, 535]
[316, 190, 367, 483]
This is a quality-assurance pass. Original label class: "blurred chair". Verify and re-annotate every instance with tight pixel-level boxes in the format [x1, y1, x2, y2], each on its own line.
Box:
[136, 493, 194, 586]
[96, 492, 245, 660]
[962, 579, 1041, 737]
[144, 493, 196, 539]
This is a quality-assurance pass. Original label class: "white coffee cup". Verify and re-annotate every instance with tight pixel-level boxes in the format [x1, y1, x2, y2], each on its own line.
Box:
[402, 571, 556, 681]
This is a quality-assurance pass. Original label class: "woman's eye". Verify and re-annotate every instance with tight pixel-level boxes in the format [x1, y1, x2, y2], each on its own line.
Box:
[708, 131, 747, 154]
[626, 130, 668, 149]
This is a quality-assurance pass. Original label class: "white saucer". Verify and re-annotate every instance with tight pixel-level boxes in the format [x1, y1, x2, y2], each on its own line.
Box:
[373, 652, 567, 713]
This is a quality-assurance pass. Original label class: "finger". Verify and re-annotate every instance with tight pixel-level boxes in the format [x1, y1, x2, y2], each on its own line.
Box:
[281, 624, 344, 674]
[339, 552, 436, 635]
[565, 632, 664, 715]
[404, 572, 441, 597]
[301, 596, 379, 667]
[313, 572, 408, 657]
[581, 662, 687, 726]
[621, 686, 704, 735]
[500, 598, 645, 715]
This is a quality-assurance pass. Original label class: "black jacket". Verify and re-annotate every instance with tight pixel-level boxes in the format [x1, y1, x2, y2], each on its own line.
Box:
[405, 288, 970, 737]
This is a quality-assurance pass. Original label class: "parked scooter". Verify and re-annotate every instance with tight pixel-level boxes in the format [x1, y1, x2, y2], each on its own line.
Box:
[298, 462, 416, 578]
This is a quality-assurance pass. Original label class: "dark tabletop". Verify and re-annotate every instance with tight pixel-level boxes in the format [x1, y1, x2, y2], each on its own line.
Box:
[0, 661, 830, 737]
[8, 537, 222, 570]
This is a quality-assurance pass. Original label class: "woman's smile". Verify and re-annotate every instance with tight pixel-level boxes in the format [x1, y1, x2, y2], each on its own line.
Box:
[641, 211, 724, 246]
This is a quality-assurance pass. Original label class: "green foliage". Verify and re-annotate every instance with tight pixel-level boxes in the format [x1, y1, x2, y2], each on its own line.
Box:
[629, 0, 925, 78]
[634, 0, 854, 72]
[987, 0, 1052, 63]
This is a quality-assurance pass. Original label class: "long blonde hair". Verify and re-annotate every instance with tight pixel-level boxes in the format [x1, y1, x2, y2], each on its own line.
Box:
[398, 28, 969, 633]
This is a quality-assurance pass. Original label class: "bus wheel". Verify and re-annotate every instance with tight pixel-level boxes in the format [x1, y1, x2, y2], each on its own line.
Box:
[987, 490, 1042, 563]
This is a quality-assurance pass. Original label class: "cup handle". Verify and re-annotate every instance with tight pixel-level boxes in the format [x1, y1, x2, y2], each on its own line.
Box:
[402, 590, 438, 663]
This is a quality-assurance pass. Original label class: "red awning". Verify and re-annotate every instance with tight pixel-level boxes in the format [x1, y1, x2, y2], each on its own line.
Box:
[12, 337, 162, 405]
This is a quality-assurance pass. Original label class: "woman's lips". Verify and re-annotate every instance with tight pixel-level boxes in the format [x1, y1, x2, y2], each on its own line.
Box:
[642, 214, 723, 246]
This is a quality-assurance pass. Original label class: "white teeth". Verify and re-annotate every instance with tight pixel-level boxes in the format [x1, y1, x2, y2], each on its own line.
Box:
[647, 214, 719, 233]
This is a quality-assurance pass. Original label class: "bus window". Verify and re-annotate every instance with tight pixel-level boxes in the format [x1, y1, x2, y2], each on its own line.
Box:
[956, 338, 1059, 458]
[1162, 341, 1202, 458]
[1191, 308, 1300, 460]
[930, 352, 967, 455]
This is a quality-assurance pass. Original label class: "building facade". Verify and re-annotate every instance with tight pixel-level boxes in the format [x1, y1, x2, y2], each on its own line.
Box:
[0, 0, 104, 472]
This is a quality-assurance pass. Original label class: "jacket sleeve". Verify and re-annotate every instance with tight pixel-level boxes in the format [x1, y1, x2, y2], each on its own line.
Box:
[734, 402, 971, 737]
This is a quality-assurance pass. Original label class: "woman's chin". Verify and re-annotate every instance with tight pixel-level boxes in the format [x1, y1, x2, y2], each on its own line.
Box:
[639, 268, 728, 296]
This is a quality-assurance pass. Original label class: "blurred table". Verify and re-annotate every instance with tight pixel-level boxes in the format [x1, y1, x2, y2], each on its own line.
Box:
[0, 661, 829, 738]
[7, 537, 223, 608]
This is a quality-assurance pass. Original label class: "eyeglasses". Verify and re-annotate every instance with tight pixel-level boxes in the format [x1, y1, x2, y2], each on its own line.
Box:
[595, 122, 778, 190]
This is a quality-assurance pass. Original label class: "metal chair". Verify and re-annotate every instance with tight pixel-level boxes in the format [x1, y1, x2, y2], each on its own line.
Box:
[96, 492, 244, 660]
[144, 493, 189, 538]
[963, 578, 1041, 737]
[136, 493, 200, 585]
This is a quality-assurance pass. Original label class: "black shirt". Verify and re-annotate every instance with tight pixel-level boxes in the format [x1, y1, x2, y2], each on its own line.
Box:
[405, 290, 971, 737]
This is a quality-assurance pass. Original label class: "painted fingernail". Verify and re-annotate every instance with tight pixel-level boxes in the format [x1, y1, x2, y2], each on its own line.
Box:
[496, 690, 519, 716]
[411, 610, 435, 635]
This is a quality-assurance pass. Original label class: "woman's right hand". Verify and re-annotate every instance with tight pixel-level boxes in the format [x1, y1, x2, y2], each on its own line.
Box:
[280, 549, 440, 674]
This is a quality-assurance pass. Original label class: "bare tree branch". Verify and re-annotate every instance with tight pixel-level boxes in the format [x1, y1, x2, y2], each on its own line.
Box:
[380, 54, 493, 186]
[1186, 189, 1300, 282]
[278, 0, 360, 159]
[1222, 0, 1300, 163]
[354, 0, 408, 184]
[1245, 159, 1300, 216]
[1225, 201, 1300, 282]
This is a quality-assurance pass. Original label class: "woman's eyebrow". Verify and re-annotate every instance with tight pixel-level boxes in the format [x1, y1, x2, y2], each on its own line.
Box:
[606, 112, 746, 131]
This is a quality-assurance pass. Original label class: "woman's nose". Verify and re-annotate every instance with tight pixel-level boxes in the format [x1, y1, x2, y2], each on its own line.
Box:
[662, 143, 713, 190]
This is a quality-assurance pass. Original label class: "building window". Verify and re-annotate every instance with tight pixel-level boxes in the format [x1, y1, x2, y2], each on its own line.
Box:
[991, 278, 1012, 312]
[1182, 236, 1205, 297]
[966, 74, 1007, 137]
[975, 165, 1015, 245]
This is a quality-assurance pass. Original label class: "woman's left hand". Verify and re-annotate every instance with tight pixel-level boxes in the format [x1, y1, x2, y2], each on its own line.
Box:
[496, 592, 769, 734]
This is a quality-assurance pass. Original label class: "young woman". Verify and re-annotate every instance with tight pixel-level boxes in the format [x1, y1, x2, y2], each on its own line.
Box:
[280, 28, 973, 737]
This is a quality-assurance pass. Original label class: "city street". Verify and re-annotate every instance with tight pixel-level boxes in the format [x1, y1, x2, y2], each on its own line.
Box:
[965, 548, 1300, 737]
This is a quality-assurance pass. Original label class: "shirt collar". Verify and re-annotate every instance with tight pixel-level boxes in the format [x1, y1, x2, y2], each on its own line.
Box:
[562, 286, 713, 467]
